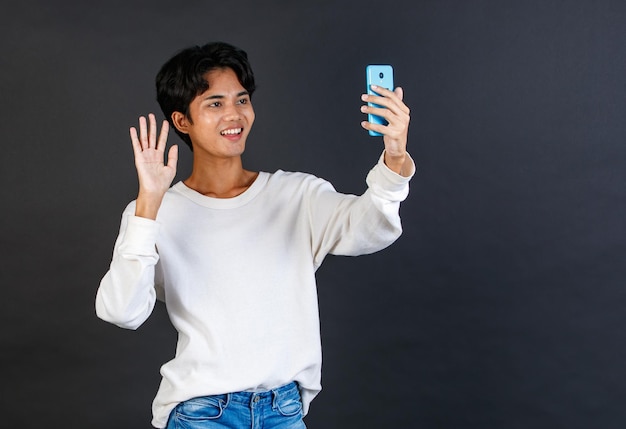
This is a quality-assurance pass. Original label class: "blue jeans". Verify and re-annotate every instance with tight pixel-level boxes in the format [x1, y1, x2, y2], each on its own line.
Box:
[165, 382, 307, 429]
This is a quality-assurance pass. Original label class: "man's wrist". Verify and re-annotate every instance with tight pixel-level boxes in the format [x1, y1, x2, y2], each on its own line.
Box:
[135, 193, 164, 220]
[384, 152, 409, 176]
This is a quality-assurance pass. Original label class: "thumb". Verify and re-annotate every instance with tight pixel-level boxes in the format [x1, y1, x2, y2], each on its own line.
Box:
[167, 145, 179, 169]
[394, 86, 404, 101]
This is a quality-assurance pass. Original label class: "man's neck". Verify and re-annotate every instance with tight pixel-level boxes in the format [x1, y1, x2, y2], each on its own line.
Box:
[184, 156, 258, 198]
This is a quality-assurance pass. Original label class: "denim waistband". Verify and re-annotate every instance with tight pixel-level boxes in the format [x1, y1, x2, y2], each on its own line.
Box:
[227, 381, 299, 406]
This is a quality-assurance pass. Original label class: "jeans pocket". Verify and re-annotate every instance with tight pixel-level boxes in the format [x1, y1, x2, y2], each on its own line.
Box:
[175, 394, 228, 424]
[275, 395, 303, 417]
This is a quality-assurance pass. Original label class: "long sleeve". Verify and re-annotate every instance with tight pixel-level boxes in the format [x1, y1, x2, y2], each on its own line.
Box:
[95, 204, 161, 330]
[308, 151, 415, 267]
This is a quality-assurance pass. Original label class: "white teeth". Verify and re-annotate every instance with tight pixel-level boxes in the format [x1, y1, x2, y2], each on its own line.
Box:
[221, 128, 242, 135]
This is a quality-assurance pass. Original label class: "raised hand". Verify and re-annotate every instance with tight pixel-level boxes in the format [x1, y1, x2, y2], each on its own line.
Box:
[130, 113, 178, 219]
[361, 86, 411, 176]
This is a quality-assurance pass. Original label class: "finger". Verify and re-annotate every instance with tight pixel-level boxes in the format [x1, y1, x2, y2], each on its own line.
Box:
[361, 104, 408, 136]
[361, 103, 390, 117]
[361, 120, 386, 136]
[369, 84, 394, 95]
[363, 92, 394, 111]
[364, 93, 409, 116]
[366, 99, 409, 123]
[130, 126, 142, 154]
[361, 102, 407, 127]
[148, 113, 157, 148]
[138, 116, 148, 149]
[368, 84, 400, 102]
[392, 87, 410, 117]
[156, 120, 169, 152]
[364, 87, 410, 115]
[364, 107, 410, 133]
[166, 144, 179, 169]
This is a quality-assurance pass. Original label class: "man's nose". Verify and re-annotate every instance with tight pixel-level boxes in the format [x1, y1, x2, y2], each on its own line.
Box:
[223, 103, 241, 120]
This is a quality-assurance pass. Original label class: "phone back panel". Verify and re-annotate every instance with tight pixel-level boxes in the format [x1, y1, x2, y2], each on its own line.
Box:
[366, 65, 394, 136]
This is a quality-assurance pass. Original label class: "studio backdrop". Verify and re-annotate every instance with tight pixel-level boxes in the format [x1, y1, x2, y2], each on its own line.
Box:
[1, 1, 625, 428]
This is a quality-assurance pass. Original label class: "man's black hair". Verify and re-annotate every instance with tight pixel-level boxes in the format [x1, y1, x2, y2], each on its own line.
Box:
[155, 42, 256, 150]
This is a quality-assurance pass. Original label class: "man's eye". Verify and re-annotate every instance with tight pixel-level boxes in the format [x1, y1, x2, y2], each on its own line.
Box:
[237, 98, 248, 105]
[209, 102, 221, 107]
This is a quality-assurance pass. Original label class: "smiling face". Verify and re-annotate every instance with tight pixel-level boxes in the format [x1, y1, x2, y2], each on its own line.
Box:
[171, 67, 255, 160]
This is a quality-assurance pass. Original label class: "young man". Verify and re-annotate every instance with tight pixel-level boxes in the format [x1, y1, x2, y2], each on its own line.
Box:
[96, 42, 414, 429]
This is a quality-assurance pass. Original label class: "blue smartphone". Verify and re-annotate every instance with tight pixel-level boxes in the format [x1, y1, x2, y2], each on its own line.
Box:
[366, 64, 394, 136]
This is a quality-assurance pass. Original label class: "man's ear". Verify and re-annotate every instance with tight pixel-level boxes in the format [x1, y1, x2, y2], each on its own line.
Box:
[171, 112, 190, 134]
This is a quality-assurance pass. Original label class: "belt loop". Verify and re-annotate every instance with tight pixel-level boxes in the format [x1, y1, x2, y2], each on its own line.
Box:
[271, 386, 280, 410]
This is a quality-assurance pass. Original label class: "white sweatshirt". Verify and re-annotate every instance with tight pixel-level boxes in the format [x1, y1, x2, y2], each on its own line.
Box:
[96, 152, 414, 428]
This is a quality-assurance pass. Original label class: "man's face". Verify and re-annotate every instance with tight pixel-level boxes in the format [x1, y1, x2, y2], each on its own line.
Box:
[179, 67, 255, 159]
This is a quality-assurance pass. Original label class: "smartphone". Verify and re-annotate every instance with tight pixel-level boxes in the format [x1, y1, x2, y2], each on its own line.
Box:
[366, 65, 394, 136]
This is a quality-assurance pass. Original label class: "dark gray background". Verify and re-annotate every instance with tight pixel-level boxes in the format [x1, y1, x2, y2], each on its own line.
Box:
[1, 1, 625, 428]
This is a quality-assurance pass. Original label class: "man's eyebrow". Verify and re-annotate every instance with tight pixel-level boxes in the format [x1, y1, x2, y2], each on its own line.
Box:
[203, 91, 250, 100]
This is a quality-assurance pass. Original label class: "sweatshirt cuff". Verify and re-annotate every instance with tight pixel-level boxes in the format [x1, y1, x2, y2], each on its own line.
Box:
[365, 151, 415, 202]
[119, 215, 161, 256]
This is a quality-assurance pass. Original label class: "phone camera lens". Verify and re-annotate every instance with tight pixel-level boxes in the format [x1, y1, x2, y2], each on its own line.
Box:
[379, 72, 384, 79]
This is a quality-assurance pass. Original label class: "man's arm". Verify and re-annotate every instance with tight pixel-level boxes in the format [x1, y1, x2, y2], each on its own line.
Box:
[95, 114, 176, 329]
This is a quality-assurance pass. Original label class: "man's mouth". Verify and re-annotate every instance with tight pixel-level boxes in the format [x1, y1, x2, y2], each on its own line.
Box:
[220, 128, 243, 136]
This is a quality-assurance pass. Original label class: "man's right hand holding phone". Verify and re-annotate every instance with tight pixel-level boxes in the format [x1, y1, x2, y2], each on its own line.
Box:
[360, 85, 412, 177]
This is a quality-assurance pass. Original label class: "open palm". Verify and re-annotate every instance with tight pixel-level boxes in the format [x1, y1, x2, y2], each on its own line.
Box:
[130, 113, 178, 198]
